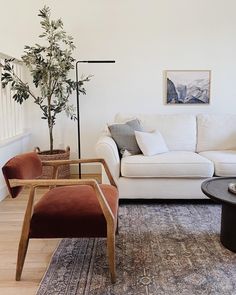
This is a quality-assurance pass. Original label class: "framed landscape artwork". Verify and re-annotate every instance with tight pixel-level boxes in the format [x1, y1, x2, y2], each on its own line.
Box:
[164, 70, 211, 104]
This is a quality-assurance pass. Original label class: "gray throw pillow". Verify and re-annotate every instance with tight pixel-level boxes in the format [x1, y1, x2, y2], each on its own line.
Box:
[108, 119, 144, 155]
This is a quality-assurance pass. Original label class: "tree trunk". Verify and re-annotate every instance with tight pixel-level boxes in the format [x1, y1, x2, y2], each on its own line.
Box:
[49, 126, 53, 154]
[47, 95, 53, 154]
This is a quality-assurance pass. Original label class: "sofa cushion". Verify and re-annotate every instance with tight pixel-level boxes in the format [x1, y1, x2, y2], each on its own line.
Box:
[197, 114, 236, 152]
[121, 151, 214, 178]
[115, 113, 197, 152]
[108, 119, 144, 155]
[135, 130, 169, 156]
[199, 150, 236, 176]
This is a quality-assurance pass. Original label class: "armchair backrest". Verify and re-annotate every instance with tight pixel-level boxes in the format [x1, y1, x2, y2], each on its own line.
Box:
[2, 152, 42, 198]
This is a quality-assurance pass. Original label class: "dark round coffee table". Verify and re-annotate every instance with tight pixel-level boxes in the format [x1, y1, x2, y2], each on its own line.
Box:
[201, 177, 236, 252]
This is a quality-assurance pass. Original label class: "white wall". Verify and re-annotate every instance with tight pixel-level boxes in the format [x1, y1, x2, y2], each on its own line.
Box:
[1, 0, 236, 166]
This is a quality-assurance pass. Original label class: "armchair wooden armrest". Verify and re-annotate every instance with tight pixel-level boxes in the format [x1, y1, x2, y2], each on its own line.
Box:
[42, 158, 117, 187]
[9, 178, 115, 224]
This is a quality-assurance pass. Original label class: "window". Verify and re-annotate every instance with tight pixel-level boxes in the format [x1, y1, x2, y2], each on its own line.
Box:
[0, 54, 24, 141]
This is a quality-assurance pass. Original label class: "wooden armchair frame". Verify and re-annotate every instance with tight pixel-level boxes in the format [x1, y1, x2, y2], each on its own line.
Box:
[8, 158, 118, 283]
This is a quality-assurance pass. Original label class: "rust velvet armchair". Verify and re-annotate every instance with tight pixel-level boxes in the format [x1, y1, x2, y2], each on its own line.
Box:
[2, 152, 119, 283]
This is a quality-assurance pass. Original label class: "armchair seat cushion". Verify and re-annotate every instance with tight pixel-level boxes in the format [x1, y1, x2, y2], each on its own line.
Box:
[30, 184, 118, 238]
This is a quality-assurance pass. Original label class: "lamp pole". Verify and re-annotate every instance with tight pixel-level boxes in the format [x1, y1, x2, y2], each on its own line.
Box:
[75, 60, 115, 178]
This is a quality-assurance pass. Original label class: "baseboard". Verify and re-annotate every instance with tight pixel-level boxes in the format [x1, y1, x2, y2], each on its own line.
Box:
[0, 185, 8, 202]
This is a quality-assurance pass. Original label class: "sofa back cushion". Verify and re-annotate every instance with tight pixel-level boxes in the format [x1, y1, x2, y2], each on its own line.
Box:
[197, 114, 236, 152]
[108, 119, 143, 155]
[115, 113, 197, 151]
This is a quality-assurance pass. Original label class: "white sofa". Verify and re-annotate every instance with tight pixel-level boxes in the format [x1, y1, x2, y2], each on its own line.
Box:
[95, 113, 236, 199]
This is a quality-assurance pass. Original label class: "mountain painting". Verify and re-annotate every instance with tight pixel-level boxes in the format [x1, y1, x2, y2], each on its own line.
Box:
[165, 70, 211, 104]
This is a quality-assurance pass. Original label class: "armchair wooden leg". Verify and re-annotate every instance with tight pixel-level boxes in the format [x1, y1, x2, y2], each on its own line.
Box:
[16, 236, 29, 281]
[107, 229, 116, 283]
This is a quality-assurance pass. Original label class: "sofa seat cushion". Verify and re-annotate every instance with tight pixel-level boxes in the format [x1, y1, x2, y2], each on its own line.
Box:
[121, 151, 214, 178]
[199, 150, 236, 176]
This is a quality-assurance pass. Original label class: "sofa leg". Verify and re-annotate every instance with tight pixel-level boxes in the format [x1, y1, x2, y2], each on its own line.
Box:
[116, 216, 119, 235]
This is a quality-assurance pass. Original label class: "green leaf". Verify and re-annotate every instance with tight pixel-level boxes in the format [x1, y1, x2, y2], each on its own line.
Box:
[1, 6, 92, 153]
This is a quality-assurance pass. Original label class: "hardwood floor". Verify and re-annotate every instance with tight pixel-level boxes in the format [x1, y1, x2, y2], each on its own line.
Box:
[0, 174, 101, 295]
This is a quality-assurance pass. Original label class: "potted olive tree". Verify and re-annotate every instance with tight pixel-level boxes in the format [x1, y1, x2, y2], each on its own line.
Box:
[1, 6, 90, 178]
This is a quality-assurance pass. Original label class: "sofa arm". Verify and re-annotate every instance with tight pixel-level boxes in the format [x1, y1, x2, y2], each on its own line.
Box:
[95, 136, 120, 182]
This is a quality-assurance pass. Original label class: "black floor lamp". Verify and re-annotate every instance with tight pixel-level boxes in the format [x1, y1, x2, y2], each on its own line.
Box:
[75, 60, 115, 178]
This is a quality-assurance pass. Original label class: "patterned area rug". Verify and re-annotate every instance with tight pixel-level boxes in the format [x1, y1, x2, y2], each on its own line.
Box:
[37, 203, 236, 295]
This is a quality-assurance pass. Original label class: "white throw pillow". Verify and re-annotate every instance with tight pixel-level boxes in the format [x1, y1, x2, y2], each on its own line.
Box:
[135, 130, 169, 156]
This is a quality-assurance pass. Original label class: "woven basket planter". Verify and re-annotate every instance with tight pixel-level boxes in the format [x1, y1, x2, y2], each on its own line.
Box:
[35, 146, 70, 179]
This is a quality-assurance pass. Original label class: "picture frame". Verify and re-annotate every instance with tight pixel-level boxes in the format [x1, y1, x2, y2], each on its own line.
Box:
[164, 70, 211, 104]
